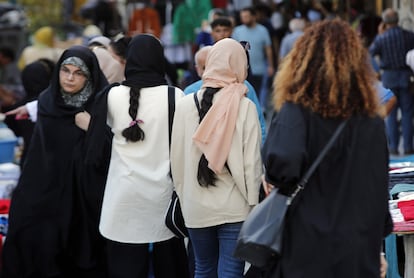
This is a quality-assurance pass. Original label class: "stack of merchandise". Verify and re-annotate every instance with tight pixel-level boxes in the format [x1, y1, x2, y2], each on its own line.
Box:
[389, 159, 414, 190]
[0, 163, 19, 200]
[0, 163, 17, 260]
[389, 156, 414, 232]
[389, 192, 414, 232]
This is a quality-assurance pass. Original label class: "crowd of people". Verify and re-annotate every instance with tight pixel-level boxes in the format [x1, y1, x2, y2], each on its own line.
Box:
[0, 1, 412, 278]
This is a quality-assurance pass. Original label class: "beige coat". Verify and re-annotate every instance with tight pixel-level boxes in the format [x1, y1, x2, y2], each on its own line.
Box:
[171, 91, 263, 228]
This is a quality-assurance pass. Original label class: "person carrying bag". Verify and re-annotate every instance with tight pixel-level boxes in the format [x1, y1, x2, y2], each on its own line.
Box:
[234, 120, 347, 269]
[250, 19, 392, 278]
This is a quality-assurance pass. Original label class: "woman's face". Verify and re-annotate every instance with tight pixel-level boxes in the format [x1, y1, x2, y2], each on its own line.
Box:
[59, 64, 88, 94]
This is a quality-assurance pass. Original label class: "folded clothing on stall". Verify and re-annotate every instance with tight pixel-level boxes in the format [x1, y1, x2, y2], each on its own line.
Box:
[389, 183, 414, 232]
[0, 199, 9, 236]
[389, 172, 414, 190]
[397, 200, 414, 221]
[393, 220, 414, 232]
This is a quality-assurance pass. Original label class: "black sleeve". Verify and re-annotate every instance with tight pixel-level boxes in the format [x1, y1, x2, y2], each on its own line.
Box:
[262, 103, 308, 192]
[84, 83, 118, 166]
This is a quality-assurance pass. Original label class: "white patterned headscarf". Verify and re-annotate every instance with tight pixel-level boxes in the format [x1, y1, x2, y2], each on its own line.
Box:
[60, 56, 93, 107]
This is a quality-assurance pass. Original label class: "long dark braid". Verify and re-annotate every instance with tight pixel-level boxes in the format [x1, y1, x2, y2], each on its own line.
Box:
[122, 86, 145, 142]
[197, 87, 221, 187]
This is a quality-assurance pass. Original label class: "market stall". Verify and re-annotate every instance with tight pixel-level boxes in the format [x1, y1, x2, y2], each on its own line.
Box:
[387, 155, 414, 278]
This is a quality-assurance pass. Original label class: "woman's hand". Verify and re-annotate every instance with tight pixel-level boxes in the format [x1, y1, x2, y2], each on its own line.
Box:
[75, 111, 91, 131]
[262, 175, 275, 196]
[5, 105, 29, 120]
[380, 253, 388, 278]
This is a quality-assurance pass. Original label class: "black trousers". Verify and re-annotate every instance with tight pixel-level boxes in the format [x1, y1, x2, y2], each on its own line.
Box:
[106, 237, 189, 278]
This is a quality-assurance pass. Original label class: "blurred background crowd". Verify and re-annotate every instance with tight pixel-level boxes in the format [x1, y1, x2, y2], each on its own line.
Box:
[0, 0, 412, 156]
[0, 0, 407, 112]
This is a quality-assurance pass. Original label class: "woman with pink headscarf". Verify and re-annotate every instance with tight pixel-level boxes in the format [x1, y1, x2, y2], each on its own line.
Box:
[170, 38, 262, 277]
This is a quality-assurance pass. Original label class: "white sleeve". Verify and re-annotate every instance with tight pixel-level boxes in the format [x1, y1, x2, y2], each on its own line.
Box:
[26, 100, 38, 122]
[406, 49, 414, 71]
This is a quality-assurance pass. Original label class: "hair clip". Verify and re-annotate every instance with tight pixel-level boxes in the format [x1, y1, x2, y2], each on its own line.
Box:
[129, 119, 144, 127]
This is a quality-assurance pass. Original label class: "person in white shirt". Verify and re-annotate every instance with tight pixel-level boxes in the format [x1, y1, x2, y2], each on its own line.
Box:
[76, 34, 189, 278]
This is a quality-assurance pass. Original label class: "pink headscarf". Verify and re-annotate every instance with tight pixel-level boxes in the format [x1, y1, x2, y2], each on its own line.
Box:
[192, 38, 248, 173]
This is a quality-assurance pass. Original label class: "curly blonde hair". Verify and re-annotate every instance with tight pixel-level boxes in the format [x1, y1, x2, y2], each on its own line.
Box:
[273, 19, 381, 118]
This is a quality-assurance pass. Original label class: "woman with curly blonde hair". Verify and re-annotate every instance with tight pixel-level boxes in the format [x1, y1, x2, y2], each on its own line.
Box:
[261, 19, 392, 278]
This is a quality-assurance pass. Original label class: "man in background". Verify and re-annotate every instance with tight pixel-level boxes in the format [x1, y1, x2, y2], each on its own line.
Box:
[370, 8, 414, 155]
[232, 7, 274, 112]
[279, 17, 306, 59]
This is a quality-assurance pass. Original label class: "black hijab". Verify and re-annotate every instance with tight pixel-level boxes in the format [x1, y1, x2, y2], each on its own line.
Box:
[22, 59, 54, 101]
[85, 34, 168, 164]
[39, 45, 108, 117]
[3, 46, 110, 277]
[122, 34, 167, 88]
[4, 59, 53, 147]
[4, 59, 55, 166]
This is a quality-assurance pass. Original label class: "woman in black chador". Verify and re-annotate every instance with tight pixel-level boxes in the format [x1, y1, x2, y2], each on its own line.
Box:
[2, 45, 110, 278]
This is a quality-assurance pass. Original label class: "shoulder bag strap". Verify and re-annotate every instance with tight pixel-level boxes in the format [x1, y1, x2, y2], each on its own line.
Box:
[168, 86, 175, 178]
[290, 120, 348, 200]
[193, 92, 202, 121]
[168, 86, 175, 147]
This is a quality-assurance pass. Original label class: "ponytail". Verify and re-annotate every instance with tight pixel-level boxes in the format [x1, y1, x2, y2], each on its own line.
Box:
[197, 87, 220, 187]
[122, 87, 145, 142]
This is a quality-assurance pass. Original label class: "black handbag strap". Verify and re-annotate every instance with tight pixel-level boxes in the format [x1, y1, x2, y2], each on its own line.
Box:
[193, 92, 202, 121]
[168, 86, 175, 178]
[168, 86, 175, 147]
[293, 120, 347, 197]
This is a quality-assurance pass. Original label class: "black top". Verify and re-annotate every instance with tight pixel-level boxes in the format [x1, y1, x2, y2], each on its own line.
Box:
[2, 46, 110, 277]
[262, 102, 392, 278]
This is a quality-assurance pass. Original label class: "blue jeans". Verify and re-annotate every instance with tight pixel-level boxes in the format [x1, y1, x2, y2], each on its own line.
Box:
[259, 73, 271, 112]
[188, 222, 244, 278]
[386, 87, 414, 152]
